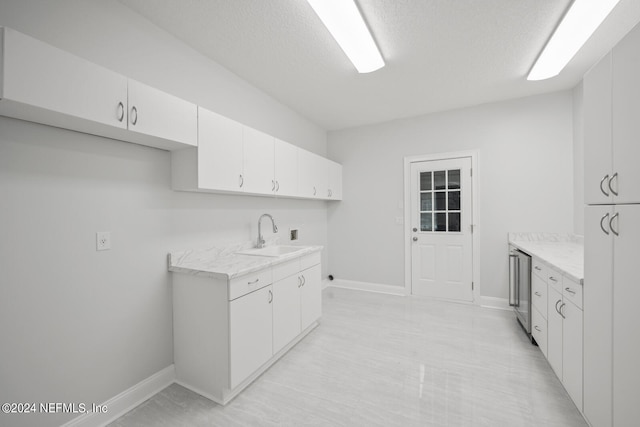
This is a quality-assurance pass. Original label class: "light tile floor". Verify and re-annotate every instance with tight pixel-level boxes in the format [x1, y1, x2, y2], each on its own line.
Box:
[109, 287, 588, 427]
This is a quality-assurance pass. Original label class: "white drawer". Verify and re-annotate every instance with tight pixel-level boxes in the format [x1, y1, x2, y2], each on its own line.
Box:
[272, 258, 301, 282]
[228, 268, 273, 301]
[562, 276, 583, 310]
[532, 273, 548, 319]
[532, 306, 548, 358]
[532, 258, 548, 281]
[547, 268, 563, 294]
[300, 252, 321, 271]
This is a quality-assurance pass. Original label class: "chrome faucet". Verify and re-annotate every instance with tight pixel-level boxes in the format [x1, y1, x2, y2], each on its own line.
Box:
[257, 214, 278, 248]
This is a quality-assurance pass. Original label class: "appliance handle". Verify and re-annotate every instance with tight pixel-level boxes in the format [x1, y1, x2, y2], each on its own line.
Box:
[515, 256, 520, 307]
[508, 253, 518, 306]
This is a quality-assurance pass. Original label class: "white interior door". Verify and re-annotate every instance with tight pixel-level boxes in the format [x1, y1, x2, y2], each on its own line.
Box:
[410, 157, 473, 301]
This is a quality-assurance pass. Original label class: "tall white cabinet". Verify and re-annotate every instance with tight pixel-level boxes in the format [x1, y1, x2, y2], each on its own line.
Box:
[583, 21, 640, 427]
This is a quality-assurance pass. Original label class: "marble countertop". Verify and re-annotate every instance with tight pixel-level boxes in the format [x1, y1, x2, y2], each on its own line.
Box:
[168, 241, 323, 280]
[508, 233, 583, 284]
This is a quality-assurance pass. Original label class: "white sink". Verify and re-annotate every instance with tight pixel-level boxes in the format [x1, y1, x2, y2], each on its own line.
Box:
[236, 245, 306, 257]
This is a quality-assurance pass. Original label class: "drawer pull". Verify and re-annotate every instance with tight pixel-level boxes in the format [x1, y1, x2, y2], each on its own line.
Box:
[534, 326, 541, 332]
[534, 292, 542, 297]
[248, 278, 260, 285]
[534, 266, 542, 271]
[565, 287, 576, 295]
[549, 277, 558, 282]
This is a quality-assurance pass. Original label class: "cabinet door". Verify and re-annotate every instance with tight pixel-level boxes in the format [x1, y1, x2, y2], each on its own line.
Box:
[1, 27, 128, 129]
[584, 205, 614, 427]
[274, 139, 298, 197]
[612, 25, 640, 204]
[532, 306, 548, 358]
[300, 264, 322, 330]
[127, 79, 197, 147]
[272, 275, 301, 354]
[327, 160, 343, 200]
[229, 286, 273, 389]
[298, 150, 327, 199]
[613, 204, 640, 426]
[547, 286, 563, 379]
[562, 299, 583, 411]
[197, 108, 243, 191]
[584, 51, 613, 205]
[242, 127, 274, 195]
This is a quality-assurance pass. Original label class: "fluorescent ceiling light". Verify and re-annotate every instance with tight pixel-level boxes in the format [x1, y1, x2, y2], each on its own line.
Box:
[528, 0, 621, 81]
[306, 0, 384, 73]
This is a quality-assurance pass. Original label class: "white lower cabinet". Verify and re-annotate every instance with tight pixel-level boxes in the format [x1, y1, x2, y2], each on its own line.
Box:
[173, 252, 322, 404]
[229, 285, 273, 389]
[533, 259, 583, 412]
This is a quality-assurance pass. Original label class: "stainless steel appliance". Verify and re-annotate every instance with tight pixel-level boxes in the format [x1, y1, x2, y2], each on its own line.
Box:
[509, 245, 531, 338]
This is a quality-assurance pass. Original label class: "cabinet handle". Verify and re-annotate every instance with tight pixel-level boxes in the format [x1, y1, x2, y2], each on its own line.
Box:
[564, 287, 576, 295]
[130, 106, 138, 125]
[268, 290, 273, 303]
[599, 174, 610, 196]
[248, 278, 259, 285]
[301, 275, 306, 286]
[600, 212, 610, 235]
[117, 102, 125, 122]
[534, 266, 541, 271]
[608, 172, 618, 196]
[549, 276, 558, 283]
[534, 291, 541, 297]
[239, 174, 244, 188]
[298, 276, 302, 288]
[555, 299, 562, 315]
[559, 303, 566, 319]
[609, 212, 620, 236]
[313, 186, 316, 196]
[534, 326, 541, 332]
[272, 180, 275, 191]
[276, 181, 279, 192]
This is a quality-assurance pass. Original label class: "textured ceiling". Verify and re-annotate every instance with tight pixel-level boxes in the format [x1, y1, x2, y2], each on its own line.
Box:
[119, 0, 640, 131]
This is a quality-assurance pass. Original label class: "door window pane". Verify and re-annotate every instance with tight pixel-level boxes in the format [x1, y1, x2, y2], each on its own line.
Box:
[421, 213, 433, 231]
[434, 192, 446, 211]
[420, 192, 432, 211]
[435, 213, 447, 231]
[448, 170, 460, 189]
[417, 166, 464, 233]
[448, 213, 461, 232]
[434, 171, 446, 190]
[448, 191, 460, 210]
[420, 172, 432, 191]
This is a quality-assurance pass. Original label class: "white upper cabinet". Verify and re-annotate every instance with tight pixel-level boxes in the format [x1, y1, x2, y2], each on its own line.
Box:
[127, 80, 197, 148]
[584, 52, 613, 205]
[327, 160, 343, 200]
[197, 108, 243, 192]
[611, 24, 640, 204]
[242, 127, 274, 195]
[0, 27, 198, 151]
[274, 139, 298, 197]
[0, 27, 128, 130]
[584, 23, 640, 205]
[298, 149, 328, 199]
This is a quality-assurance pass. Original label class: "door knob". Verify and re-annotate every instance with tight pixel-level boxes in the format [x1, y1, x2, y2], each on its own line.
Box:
[413, 237, 418, 242]
[412, 227, 417, 232]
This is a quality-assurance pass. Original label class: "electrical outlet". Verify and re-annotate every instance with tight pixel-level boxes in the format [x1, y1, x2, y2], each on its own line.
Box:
[96, 231, 111, 251]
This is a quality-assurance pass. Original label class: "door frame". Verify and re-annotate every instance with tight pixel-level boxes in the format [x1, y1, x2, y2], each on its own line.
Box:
[403, 150, 480, 303]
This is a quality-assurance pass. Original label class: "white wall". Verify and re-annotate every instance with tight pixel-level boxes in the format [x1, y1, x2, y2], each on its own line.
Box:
[327, 91, 574, 300]
[0, 1, 328, 426]
[573, 83, 585, 235]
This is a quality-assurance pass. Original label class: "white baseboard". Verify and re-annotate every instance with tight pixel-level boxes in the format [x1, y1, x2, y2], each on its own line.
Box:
[327, 279, 406, 296]
[479, 296, 511, 311]
[62, 365, 175, 427]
